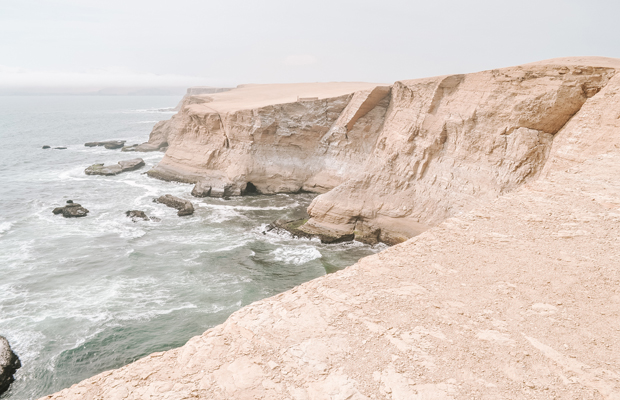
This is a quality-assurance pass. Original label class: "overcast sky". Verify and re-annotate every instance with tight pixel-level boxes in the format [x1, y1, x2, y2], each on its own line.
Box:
[1, 0, 619, 91]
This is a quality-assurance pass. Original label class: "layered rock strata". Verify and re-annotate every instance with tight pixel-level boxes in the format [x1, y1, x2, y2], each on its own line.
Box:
[142, 58, 618, 244]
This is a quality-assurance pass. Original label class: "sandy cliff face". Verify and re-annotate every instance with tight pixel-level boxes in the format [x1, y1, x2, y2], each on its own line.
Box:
[143, 60, 616, 244]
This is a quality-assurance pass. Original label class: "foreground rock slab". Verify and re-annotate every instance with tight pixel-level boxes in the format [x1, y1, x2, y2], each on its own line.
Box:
[52, 200, 89, 218]
[0, 336, 21, 396]
[153, 195, 194, 216]
[85, 158, 145, 176]
[84, 140, 126, 149]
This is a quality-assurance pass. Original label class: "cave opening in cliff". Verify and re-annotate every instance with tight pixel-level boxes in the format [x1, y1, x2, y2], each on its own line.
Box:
[243, 182, 259, 195]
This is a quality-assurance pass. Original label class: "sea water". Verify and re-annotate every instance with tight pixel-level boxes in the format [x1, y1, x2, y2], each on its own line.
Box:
[0, 96, 384, 399]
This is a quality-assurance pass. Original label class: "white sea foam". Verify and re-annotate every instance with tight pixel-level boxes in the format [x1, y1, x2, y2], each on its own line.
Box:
[0, 221, 13, 236]
[272, 245, 322, 265]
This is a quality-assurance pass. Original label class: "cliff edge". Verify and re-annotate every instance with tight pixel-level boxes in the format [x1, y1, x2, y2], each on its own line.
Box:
[144, 58, 617, 244]
[43, 57, 620, 399]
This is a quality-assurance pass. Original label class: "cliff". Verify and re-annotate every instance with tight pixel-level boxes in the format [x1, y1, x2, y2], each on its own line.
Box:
[43, 57, 620, 399]
[144, 58, 617, 244]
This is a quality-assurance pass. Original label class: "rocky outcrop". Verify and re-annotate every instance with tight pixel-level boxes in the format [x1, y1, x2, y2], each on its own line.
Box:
[85, 158, 145, 176]
[153, 194, 194, 216]
[0, 336, 21, 396]
[52, 200, 89, 218]
[142, 58, 618, 244]
[85, 140, 126, 149]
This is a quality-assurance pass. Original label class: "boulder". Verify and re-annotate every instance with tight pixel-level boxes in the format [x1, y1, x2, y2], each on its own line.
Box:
[153, 195, 194, 216]
[53, 201, 89, 218]
[53, 147, 67, 150]
[125, 210, 150, 222]
[84, 140, 126, 149]
[42, 145, 50, 149]
[85, 158, 145, 176]
[190, 181, 211, 197]
[0, 336, 21, 396]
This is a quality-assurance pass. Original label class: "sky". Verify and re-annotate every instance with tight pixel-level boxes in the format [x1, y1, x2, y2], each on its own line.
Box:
[1, 0, 619, 93]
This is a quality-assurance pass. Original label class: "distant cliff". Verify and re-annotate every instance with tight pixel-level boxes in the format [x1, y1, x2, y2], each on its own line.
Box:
[142, 59, 617, 244]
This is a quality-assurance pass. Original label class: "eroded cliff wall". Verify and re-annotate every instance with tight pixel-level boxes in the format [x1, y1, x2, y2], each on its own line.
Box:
[142, 59, 618, 244]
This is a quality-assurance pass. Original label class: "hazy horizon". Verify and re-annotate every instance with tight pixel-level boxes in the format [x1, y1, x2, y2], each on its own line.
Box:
[2, 0, 620, 94]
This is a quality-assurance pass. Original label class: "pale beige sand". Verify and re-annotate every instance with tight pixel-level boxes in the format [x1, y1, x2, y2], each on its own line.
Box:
[190, 82, 386, 113]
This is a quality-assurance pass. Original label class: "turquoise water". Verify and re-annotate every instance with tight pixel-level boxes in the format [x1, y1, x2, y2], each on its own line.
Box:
[0, 96, 383, 399]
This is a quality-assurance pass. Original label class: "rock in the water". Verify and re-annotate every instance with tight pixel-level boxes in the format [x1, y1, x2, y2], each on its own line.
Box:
[266, 218, 354, 244]
[125, 210, 149, 222]
[53, 147, 67, 150]
[153, 194, 194, 216]
[0, 336, 21, 396]
[53, 201, 89, 218]
[118, 158, 145, 172]
[42, 145, 50, 149]
[84, 140, 126, 149]
[190, 181, 211, 197]
[85, 158, 145, 176]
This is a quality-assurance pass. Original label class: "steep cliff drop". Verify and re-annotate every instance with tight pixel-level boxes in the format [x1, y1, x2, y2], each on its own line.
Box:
[44, 57, 620, 399]
[143, 58, 616, 244]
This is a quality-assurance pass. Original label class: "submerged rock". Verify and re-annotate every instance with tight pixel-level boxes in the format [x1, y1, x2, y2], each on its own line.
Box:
[125, 210, 149, 222]
[53, 200, 89, 218]
[84, 140, 126, 149]
[42, 145, 50, 149]
[266, 218, 354, 244]
[85, 158, 145, 176]
[153, 194, 194, 216]
[0, 336, 21, 396]
[53, 147, 67, 150]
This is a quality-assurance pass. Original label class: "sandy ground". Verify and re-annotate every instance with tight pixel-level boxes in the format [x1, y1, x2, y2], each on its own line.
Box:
[188, 82, 385, 113]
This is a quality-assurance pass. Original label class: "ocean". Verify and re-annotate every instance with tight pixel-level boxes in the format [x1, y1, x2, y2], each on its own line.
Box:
[0, 96, 383, 399]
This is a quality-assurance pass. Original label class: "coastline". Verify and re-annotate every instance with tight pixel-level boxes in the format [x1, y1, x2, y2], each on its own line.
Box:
[41, 57, 620, 398]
